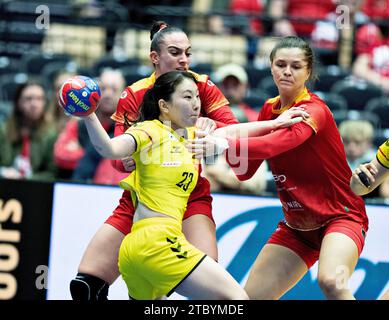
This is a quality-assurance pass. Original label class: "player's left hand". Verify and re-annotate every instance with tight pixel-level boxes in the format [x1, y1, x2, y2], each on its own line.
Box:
[186, 135, 229, 159]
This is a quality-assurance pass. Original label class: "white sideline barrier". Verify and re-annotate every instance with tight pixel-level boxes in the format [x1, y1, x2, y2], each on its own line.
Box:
[47, 183, 389, 300]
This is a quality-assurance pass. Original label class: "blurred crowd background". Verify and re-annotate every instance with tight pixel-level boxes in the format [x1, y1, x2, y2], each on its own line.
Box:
[1, 0, 389, 203]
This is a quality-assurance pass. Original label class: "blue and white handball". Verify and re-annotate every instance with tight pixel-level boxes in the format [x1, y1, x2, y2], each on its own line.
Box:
[58, 75, 101, 116]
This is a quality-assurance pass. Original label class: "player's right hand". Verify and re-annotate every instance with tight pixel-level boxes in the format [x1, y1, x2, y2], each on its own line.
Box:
[275, 106, 310, 129]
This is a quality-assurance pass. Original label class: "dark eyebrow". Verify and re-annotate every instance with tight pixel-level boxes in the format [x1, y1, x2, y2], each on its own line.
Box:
[167, 45, 191, 51]
[275, 59, 304, 64]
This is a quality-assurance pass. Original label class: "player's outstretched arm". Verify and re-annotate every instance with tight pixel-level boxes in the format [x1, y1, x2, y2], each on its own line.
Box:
[83, 113, 136, 160]
[213, 106, 309, 139]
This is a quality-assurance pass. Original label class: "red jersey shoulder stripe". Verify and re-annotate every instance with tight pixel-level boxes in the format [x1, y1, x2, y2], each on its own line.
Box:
[129, 73, 156, 93]
[302, 91, 331, 134]
[188, 70, 208, 83]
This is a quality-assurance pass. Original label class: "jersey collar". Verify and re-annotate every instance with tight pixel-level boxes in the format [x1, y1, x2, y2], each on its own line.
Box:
[270, 87, 311, 114]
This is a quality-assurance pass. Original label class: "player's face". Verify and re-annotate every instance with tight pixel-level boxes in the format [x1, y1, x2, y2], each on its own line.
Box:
[18, 85, 46, 122]
[271, 48, 311, 96]
[153, 32, 192, 76]
[220, 76, 247, 104]
[343, 137, 371, 161]
[167, 78, 200, 130]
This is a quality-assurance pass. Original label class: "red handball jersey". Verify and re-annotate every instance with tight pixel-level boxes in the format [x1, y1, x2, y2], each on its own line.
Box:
[228, 88, 367, 230]
[112, 71, 237, 128]
[111, 71, 238, 172]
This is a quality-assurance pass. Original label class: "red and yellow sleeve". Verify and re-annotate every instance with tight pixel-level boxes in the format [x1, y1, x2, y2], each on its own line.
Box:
[227, 122, 313, 159]
[111, 75, 155, 125]
[226, 122, 313, 180]
[226, 96, 329, 180]
[296, 97, 327, 135]
[111, 87, 141, 125]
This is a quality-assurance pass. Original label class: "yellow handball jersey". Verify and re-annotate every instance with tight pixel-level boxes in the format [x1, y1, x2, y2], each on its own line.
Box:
[377, 139, 389, 169]
[119, 120, 199, 221]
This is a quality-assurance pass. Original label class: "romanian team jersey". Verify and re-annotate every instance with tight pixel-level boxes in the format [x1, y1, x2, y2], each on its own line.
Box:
[376, 139, 389, 169]
[252, 88, 367, 230]
[111, 71, 238, 128]
[119, 120, 199, 222]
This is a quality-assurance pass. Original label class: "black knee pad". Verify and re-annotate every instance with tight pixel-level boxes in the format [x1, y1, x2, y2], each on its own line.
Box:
[70, 273, 109, 301]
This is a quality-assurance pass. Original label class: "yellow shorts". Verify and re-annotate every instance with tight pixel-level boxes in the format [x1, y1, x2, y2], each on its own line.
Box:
[118, 217, 206, 300]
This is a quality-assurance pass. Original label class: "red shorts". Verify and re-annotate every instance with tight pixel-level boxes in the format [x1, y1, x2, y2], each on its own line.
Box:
[267, 218, 367, 269]
[105, 176, 214, 235]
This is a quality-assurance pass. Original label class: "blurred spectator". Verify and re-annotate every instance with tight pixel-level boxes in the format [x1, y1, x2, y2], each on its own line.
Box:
[230, 0, 265, 35]
[54, 68, 127, 184]
[53, 118, 85, 179]
[310, 14, 339, 51]
[207, 63, 267, 195]
[360, 0, 389, 21]
[339, 119, 376, 171]
[208, 0, 230, 34]
[47, 70, 77, 133]
[269, 0, 336, 38]
[300, 0, 364, 52]
[0, 100, 12, 125]
[0, 82, 58, 180]
[213, 63, 259, 122]
[207, 0, 265, 62]
[208, 0, 265, 37]
[267, 0, 365, 55]
[353, 23, 389, 93]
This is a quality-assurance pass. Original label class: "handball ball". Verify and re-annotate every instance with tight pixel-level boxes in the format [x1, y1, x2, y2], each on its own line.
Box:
[59, 75, 101, 116]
